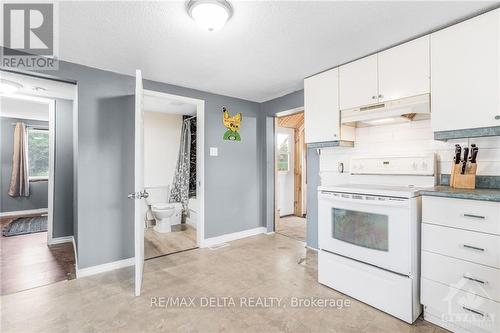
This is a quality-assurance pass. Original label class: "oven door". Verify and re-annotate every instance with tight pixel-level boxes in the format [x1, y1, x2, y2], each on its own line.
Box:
[319, 191, 411, 275]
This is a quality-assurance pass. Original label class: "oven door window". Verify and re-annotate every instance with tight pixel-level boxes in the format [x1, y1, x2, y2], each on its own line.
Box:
[332, 208, 389, 251]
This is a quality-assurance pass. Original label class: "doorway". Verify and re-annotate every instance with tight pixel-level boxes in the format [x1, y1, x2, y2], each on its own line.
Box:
[0, 71, 77, 295]
[274, 111, 307, 242]
[142, 94, 199, 259]
[133, 70, 205, 296]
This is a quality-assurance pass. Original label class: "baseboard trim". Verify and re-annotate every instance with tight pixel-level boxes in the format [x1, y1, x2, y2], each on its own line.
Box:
[0, 208, 48, 218]
[48, 236, 73, 245]
[306, 246, 318, 252]
[71, 237, 78, 274]
[76, 257, 134, 278]
[266, 231, 275, 235]
[201, 227, 266, 248]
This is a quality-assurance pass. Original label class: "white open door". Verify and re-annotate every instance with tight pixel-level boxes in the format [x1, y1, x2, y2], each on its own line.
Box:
[133, 69, 145, 296]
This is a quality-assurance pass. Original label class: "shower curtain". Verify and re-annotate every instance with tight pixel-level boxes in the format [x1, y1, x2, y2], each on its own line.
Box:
[170, 120, 191, 217]
[8, 122, 30, 197]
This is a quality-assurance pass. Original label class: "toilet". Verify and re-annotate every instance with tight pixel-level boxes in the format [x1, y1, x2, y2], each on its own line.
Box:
[145, 187, 182, 233]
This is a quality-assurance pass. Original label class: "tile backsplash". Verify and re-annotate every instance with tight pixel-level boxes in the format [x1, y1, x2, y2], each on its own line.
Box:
[319, 119, 500, 187]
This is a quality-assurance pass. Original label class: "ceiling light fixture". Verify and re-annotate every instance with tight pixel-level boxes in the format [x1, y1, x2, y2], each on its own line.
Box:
[187, 0, 232, 32]
[0, 79, 23, 94]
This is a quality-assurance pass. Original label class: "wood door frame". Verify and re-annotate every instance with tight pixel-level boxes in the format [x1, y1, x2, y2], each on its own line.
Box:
[293, 123, 305, 217]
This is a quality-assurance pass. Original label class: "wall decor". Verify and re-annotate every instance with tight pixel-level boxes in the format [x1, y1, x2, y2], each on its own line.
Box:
[222, 107, 242, 141]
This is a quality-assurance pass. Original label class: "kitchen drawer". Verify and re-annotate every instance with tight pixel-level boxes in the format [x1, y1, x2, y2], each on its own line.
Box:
[422, 278, 499, 333]
[319, 250, 420, 323]
[422, 223, 500, 268]
[422, 251, 500, 302]
[422, 196, 500, 235]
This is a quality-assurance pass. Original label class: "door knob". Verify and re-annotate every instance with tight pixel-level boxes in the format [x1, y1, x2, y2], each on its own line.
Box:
[495, 115, 500, 120]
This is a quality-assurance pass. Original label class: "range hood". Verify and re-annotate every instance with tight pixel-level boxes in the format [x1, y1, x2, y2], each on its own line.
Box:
[341, 94, 430, 127]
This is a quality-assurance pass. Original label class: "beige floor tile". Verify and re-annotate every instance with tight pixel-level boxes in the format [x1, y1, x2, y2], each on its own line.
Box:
[2, 233, 444, 333]
[276, 216, 306, 242]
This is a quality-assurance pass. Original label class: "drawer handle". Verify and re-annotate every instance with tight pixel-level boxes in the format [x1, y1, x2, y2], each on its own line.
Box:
[462, 244, 485, 252]
[463, 214, 485, 219]
[462, 306, 487, 317]
[463, 275, 487, 285]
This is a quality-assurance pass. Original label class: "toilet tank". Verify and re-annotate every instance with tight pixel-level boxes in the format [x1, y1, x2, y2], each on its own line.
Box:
[145, 186, 169, 205]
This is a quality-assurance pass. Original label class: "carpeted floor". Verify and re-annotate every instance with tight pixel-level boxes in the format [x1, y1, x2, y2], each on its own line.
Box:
[2, 215, 48, 237]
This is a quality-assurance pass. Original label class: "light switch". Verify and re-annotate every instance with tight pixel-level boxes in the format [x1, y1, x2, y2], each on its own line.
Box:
[210, 147, 218, 156]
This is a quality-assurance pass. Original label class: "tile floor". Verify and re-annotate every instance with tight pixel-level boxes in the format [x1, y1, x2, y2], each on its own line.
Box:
[1, 233, 444, 333]
[276, 216, 306, 242]
[1, 230, 76, 296]
[144, 224, 197, 259]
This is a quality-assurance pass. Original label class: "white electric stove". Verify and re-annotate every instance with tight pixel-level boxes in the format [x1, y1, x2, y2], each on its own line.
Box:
[318, 155, 436, 324]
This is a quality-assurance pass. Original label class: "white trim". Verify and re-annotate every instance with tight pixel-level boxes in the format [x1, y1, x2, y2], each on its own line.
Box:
[71, 236, 78, 273]
[47, 100, 55, 245]
[201, 227, 266, 248]
[76, 257, 134, 278]
[48, 236, 72, 245]
[306, 246, 318, 252]
[275, 106, 304, 118]
[0, 208, 47, 218]
[266, 231, 275, 235]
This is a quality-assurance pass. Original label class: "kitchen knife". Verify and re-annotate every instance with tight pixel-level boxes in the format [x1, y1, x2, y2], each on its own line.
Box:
[471, 146, 479, 163]
[454, 144, 461, 164]
[461, 147, 469, 174]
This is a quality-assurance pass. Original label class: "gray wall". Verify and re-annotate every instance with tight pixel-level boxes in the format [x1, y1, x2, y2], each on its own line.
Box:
[305, 147, 320, 249]
[143, 81, 263, 239]
[3, 54, 263, 269]
[260, 89, 320, 249]
[53, 99, 74, 238]
[0, 117, 49, 212]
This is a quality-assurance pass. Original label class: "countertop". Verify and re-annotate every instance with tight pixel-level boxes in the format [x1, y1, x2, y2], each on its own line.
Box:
[420, 186, 500, 202]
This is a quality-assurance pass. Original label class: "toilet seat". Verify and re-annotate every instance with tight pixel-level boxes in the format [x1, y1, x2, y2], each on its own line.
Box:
[152, 203, 174, 211]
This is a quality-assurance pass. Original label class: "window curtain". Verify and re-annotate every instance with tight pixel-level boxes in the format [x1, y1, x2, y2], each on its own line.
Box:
[169, 120, 191, 217]
[8, 122, 30, 197]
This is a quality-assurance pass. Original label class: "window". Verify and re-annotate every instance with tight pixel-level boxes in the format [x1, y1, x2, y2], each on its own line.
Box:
[277, 134, 290, 172]
[27, 128, 49, 180]
[332, 208, 389, 252]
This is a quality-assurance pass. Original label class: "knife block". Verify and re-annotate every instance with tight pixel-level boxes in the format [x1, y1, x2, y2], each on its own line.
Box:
[451, 163, 477, 189]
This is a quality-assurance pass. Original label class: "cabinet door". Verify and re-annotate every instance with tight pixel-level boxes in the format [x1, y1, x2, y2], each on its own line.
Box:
[378, 36, 430, 102]
[339, 55, 378, 110]
[431, 9, 500, 132]
[304, 68, 340, 143]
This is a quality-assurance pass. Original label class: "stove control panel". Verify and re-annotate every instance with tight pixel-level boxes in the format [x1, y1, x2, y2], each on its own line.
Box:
[350, 155, 435, 176]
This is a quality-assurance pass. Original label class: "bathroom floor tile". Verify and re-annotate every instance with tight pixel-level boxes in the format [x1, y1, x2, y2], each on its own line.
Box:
[144, 224, 197, 259]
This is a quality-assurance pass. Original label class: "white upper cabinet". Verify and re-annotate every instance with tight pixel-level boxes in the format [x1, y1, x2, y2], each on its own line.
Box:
[378, 36, 430, 102]
[339, 55, 378, 110]
[304, 68, 341, 143]
[431, 9, 500, 132]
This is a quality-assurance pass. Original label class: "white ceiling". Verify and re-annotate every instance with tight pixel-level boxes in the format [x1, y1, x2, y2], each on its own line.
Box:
[0, 96, 49, 121]
[1, 71, 77, 100]
[58, 1, 498, 102]
[143, 93, 197, 115]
